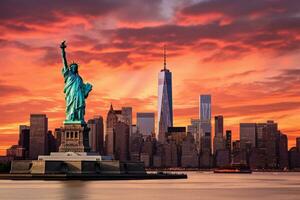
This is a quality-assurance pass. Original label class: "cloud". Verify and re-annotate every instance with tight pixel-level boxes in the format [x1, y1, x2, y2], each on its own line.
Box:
[0, 83, 29, 97]
[181, 0, 300, 20]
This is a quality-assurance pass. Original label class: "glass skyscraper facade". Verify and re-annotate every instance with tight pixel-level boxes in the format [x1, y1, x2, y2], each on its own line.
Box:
[157, 49, 173, 143]
[199, 95, 212, 153]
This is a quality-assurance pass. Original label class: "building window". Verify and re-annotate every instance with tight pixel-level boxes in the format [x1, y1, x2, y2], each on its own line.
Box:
[66, 132, 70, 138]
[75, 132, 78, 138]
[71, 131, 74, 138]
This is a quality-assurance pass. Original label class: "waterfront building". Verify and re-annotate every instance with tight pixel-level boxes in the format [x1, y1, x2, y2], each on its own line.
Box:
[199, 95, 212, 153]
[137, 112, 155, 138]
[87, 116, 104, 154]
[18, 125, 30, 158]
[187, 119, 201, 151]
[265, 121, 278, 168]
[181, 133, 198, 168]
[296, 137, 300, 152]
[240, 123, 256, 149]
[157, 46, 173, 143]
[225, 130, 232, 152]
[114, 121, 130, 162]
[278, 132, 289, 169]
[47, 131, 57, 153]
[163, 140, 178, 167]
[54, 128, 62, 151]
[6, 145, 25, 159]
[166, 127, 186, 145]
[129, 126, 143, 161]
[289, 147, 300, 169]
[215, 149, 230, 167]
[105, 104, 131, 156]
[29, 114, 48, 159]
[213, 115, 225, 154]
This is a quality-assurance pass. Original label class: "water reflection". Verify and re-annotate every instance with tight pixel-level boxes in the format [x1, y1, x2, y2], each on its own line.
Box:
[60, 181, 88, 200]
[0, 172, 300, 200]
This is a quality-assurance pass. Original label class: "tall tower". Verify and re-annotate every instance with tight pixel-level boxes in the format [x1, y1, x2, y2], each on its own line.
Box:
[213, 115, 224, 154]
[157, 45, 173, 143]
[29, 114, 48, 159]
[199, 95, 212, 153]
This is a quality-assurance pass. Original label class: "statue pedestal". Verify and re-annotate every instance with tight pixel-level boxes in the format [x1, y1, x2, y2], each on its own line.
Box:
[59, 122, 90, 152]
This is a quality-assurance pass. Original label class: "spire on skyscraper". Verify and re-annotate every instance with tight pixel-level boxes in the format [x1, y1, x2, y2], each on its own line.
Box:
[163, 44, 167, 70]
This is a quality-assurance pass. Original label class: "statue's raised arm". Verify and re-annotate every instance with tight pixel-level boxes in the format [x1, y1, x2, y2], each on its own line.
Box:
[60, 41, 68, 70]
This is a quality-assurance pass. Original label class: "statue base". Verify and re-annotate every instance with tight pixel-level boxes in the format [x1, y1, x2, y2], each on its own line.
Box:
[59, 122, 90, 152]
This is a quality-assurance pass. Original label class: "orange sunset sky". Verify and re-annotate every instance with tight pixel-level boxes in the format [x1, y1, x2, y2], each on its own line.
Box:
[0, 0, 300, 155]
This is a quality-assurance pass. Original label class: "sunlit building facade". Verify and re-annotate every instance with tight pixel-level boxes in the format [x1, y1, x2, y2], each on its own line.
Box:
[157, 47, 173, 143]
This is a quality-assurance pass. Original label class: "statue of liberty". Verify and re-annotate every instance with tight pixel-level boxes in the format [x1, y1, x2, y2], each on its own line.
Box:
[60, 41, 92, 124]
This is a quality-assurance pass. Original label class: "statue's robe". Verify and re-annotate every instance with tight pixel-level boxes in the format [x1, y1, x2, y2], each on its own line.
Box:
[62, 67, 91, 122]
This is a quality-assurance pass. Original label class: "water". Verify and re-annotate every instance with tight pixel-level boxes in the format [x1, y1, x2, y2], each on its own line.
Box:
[0, 172, 300, 200]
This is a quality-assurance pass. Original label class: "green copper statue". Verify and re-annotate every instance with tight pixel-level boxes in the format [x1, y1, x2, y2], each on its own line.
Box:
[60, 41, 92, 124]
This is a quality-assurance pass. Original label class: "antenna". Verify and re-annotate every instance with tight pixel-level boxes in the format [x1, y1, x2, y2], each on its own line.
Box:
[164, 44, 167, 70]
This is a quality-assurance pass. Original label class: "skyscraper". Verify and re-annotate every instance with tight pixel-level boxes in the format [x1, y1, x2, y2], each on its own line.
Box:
[157, 46, 173, 143]
[187, 119, 201, 151]
[105, 104, 133, 156]
[87, 116, 104, 154]
[199, 95, 212, 153]
[213, 115, 225, 154]
[225, 130, 232, 152]
[296, 137, 300, 152]
[29, 114, 48, 159]
[137, 112, 155, 138]
[200, 95, 211, 122]
[240, 123, 256, 149]
[105, 104, 119, 156]
[121, 107, 132, 135]
[114, 121, 130, 162]
[18, 125, 30, 158]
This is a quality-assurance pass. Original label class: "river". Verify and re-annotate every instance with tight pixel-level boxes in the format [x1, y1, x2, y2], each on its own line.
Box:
[0, 172, 300, 200]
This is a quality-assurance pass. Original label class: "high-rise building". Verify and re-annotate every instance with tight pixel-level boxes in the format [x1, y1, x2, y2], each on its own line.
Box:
[137, 112, 155, 138]
[199, 95, 211, 122]
[296, 137, 300, 152]
[187, 119, 201, 151]
[225, 130, 232, 152]
[265, 120, 278, 168]
[181, 132, 198, 168]
[199, 95, 212, 153]
[157, 46, 173, 143]
[18, 125, 30, 158]
[6, 145, 25, 159]
[29, 114, 48, 159]
[106, 104, 119, 156]
[163, 140, 178, 167]
[256, 123, 266, 149]
[129, 124, 143, 161]
[114, 121, 130, 162]
[47, 131, 57, 153]
[166, 127, 186, 145]
[105, 104, 132, 157]
[87, 116, 104, 154]
[121, 107, 132, 135]
[213, 115, 224, 154]
[54, 128, 62, 151]
[278, 132, 288, 169]
[240, 123, 256, 149]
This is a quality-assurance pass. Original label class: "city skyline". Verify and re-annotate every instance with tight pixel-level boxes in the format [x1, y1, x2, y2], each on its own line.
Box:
[1, 0, 300, 154]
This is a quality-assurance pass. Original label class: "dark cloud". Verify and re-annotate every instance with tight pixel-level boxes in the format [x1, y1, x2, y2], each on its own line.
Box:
[203, 44, 251, 62]
[0, 0, 165, 27]
[0, 83, 29, 97]
[216, 102, 300, 116]
[0, 39, 31, 50]
[181, 0, 300, 19]
[0, 0, 122, 24]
